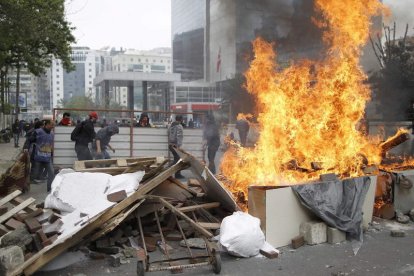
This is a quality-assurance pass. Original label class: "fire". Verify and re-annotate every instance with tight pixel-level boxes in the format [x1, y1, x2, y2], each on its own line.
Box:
[221, 0, 387, 197]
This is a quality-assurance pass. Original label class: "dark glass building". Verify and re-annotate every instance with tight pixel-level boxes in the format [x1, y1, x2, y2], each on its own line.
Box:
[171, 0, 205, 81]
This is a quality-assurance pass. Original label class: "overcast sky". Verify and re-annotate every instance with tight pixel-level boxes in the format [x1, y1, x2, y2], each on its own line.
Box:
[65, 0, 171, 50]
[65, 0, 413, 51]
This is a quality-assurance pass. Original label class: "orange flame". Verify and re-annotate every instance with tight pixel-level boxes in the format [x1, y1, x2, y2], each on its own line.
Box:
[221, 0, 387, 196]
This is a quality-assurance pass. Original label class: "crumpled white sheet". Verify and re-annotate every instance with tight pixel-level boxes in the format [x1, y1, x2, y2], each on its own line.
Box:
[44, 169, 145, 239]
[219, 211, 265, 257]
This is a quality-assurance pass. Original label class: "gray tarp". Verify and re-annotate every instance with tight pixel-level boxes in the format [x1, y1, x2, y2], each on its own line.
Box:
[292, 176, 371, 241]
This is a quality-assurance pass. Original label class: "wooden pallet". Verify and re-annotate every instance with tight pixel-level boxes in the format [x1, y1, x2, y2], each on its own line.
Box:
[0, 190, 38, 237]
[73, 157, 162, 175]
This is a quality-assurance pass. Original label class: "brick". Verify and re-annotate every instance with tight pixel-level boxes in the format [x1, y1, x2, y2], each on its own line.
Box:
[327, 227, 346, 244]
[259, 249, 279, 259]
[291, 235, 305, 249]
[319, 173, 338, 182]
[300, 221, 327, 245]
[48, 213, 61, 223]
[0, 205, 8, 216]
[42, 234, 58, 247]
[31, 234, 44, 251]
[107, 190, 127, 203]
[42, 219, 63, 237]
[24, 218, 42, 233]
[36, 229, 48, 243]
[95, 246, 121, 255]
[5, 218, 25, 230]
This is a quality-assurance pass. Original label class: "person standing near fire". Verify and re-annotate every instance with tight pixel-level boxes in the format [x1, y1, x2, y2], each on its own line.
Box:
[203, 114, 220, 174]
[168, 115, 184, 178]
[235, 113, 250, 147]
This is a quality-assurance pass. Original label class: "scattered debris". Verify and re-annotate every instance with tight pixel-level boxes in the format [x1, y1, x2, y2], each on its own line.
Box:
[390, 230, 406, 237]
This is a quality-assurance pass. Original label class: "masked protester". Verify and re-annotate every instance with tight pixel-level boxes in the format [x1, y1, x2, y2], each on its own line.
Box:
[59, 112, 72, 126]
[93, 124, 119, 159]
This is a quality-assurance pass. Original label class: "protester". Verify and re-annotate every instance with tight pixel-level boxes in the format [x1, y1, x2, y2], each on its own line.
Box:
[72, 111, 98, 161]
[24, 120, 44, 182]
[235, 113, 250, 147]
[58, 112, 72, 126]
[168, 115, 184, 178]
[188, 118, 194, 128]
[203, 114, 220, 174]
[12, 119, 20, 147]
[28, 120, 55, 192]
[137, 113, 152, 127]
[93, 124, 119, 159]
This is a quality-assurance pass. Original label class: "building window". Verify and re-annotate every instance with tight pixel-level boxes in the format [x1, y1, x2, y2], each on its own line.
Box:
[145, 59, 148, 62]
[153, 59, 156, 63]
[89, 81, 92, 84]
[56, 87, 60, 90]
[89, 75, 92, 78]
[57, 94, 60, 97]
[89, 69, 92, 72]
[160, 60, 163, 63]
[56, 81, 59, 84]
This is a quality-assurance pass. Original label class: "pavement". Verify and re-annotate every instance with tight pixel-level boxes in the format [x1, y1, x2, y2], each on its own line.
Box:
[1, 142, 414, 276]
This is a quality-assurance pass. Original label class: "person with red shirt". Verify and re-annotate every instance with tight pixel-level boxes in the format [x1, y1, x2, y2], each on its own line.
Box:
[59, 112, 72, 126]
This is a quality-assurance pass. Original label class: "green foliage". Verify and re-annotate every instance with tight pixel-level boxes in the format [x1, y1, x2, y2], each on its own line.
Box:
[0, 0, 75, 113]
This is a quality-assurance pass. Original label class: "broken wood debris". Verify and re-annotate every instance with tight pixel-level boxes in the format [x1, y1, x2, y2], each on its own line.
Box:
[3, 151, 236, 276]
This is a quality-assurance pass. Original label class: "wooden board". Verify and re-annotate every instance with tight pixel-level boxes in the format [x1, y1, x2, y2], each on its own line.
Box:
[175, 148, 239, 212]
[0, 190, 22, 207]
[0, 198, 36, 224]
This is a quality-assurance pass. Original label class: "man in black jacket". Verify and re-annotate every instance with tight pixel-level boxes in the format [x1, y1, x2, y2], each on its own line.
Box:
[74, 111, 98, 161]
[203, 114, 220, 174]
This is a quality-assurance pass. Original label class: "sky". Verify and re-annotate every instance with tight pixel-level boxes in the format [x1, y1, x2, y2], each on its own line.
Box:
[65, 0, 414, 51]
[65, 0, 171, 50]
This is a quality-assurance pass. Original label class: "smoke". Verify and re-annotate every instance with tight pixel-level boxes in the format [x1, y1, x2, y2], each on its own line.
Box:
[383, 0, 414, 38]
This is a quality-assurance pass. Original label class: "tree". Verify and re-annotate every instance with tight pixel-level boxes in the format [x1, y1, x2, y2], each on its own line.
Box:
[369, 23, 414, 121]
[0, 0, 75, 116]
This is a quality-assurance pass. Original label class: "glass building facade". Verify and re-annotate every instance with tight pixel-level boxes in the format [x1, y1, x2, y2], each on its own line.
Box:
[171, 0, 205, 81]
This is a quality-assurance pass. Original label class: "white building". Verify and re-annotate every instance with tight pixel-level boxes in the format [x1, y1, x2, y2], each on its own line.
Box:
[50, 47, 104, 108]
[110, 48, 172, 107]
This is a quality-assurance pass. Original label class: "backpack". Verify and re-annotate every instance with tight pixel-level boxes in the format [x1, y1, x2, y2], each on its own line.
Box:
[70, 122, 83, 141]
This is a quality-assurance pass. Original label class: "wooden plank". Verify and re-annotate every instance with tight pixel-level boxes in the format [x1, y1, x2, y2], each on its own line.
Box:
[88, 199, 145, 242]
[178, 202, 220, 213]
[10, 197, 38, 213]
[14, 160, 188, 276]
[0, 198, 36, 224]
[168, 177, 199, 197]
[0, 190, 22, 207]
[152, 196, 213, 238]
[197, 222, 221, 230]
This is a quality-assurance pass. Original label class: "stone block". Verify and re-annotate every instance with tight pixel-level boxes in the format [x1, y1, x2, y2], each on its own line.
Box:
[0, 227, 32, 249]
[300, 221, 327, 245]
[319, 173, 338, 182]
[0, 246, 24, 275]
[327, 227, 346, 244]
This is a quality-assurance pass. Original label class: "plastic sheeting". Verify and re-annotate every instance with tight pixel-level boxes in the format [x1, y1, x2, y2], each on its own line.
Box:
[292, 176, 371, 242]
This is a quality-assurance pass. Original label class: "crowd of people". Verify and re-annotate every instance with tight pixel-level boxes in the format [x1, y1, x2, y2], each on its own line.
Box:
[12, 110, 252, 194]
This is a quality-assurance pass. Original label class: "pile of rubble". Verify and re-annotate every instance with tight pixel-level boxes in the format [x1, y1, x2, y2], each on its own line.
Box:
[0, 149, 245, 275]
